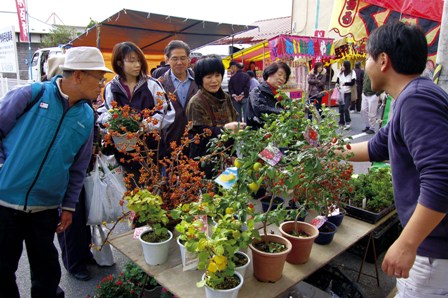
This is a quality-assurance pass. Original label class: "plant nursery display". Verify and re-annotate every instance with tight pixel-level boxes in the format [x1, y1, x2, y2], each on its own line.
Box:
[344, 167, 394, 223]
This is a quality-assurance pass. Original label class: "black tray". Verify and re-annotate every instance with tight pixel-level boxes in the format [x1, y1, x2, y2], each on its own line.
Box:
[344, 204, 395, 224]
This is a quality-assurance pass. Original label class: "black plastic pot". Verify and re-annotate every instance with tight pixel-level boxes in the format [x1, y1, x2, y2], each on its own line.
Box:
[315, 221, 337, 245]
[260, 196, 284, 212]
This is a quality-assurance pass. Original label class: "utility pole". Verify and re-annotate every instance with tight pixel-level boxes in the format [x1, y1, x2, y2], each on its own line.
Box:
[436, 0, 448, 92]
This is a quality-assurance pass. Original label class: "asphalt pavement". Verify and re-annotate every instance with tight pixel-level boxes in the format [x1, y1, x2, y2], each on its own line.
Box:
[16, 107, 397, 298]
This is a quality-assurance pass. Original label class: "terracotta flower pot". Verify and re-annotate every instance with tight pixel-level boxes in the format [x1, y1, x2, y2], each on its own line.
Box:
[249, 234, 292, 282]
[279, 221, 319, 264]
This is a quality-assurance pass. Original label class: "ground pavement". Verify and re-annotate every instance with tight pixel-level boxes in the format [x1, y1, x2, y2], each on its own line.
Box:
[16, 108, 398, 298]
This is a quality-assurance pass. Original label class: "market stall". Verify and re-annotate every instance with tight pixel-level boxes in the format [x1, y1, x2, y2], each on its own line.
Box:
[223, 34, 335, 104]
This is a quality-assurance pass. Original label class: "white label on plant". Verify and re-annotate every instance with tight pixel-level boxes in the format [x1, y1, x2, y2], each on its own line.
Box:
[133, 226, 150, 239]
[310, 215, 327, 229]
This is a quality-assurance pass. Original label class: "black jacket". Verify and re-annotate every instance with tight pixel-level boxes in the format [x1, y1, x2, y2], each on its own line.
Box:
[245, 82, 283, 129]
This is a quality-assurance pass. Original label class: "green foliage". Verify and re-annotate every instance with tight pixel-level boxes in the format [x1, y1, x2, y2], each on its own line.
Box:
[86, 18, 98, 29]
[207, 89, 354, 236]
[125, 189, 169, 241]
[122, 262, 157, 288]
[41, 25, 78, 47]
[173, 191, 258, 289]
[349, 167, 394, 212]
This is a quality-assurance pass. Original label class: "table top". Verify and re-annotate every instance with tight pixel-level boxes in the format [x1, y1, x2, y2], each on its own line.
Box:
[110, 211, 396, 298]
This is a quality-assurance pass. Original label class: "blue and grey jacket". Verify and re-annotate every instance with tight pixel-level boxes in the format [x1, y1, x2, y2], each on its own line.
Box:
[0, 76, 94, 212]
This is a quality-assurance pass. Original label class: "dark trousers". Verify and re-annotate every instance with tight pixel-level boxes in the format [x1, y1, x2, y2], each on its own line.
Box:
[57, 188, 92, 274]
[0, 206, 61, 298]
[232, 97, 248, 122]
[339, 93, 352, 125]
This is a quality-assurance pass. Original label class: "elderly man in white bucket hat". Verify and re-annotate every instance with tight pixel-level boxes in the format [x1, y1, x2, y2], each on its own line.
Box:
[0, 46, 111, 298]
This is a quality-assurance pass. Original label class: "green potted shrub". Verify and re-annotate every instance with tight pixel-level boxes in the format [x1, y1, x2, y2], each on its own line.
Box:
[344, 167, 394, 223]
[125, 189, 172, 265]
[171, 190, 258, 296]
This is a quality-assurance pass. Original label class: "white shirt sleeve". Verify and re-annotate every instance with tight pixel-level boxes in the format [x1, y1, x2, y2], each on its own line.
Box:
[144, 79, 175, 131]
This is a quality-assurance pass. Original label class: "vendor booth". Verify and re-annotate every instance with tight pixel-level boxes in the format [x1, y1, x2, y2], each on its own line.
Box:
[223, 34, 335, 105]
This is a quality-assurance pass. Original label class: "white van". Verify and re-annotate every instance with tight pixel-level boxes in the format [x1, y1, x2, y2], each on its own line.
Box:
[29, 47, 64, 82]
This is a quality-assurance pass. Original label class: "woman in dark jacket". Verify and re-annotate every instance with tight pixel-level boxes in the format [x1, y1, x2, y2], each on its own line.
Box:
[307, 62, 326, 117]
[245, 61, 291, 129]
[186, 55, 243, 178]
[102, 41, 175, 184]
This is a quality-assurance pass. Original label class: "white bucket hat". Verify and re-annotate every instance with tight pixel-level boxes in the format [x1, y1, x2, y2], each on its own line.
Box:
[59, 46, 112, 72]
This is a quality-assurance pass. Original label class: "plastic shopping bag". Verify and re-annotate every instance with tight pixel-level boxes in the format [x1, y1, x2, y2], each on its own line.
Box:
[330, 88, 339, 102]
[97, 154, 127, 221]
[84, 154, 126, 225]
[91, 225, 115, 266]
[84, 157, 108, 225]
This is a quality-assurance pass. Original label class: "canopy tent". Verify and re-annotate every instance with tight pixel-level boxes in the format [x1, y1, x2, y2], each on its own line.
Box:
[69, 9, 256, 71]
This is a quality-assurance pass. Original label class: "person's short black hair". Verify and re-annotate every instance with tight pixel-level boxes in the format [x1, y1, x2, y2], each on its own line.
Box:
[262, 61, 291, 82]
[193, 55, 225, 88]
[164, 40, 191, 58]
[366, 21, 427, 75]
[247, 70, 256, 78]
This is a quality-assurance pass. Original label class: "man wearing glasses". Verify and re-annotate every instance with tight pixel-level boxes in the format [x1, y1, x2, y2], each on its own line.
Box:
[0, 46, 112, 298]
[159, 40, 199, 155]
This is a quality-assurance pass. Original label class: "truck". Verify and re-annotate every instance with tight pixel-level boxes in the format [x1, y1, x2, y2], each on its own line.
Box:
[29, 47, 64, 82]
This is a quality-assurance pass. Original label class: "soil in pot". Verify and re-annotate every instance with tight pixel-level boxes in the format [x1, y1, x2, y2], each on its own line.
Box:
[253, 241, 287, 253]
[141, 230, 170, 243]
[233, 252, 248, 267]
[203, 271, 244, 298]
[249, 234, 292, 282]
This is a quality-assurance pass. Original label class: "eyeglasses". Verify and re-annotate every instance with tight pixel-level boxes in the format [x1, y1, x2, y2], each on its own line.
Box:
[83, 72, 107, 87]
[169, 56, 189, 63]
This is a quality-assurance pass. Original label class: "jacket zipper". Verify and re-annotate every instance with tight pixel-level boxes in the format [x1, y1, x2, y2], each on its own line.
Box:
[23, 109, 68, 211]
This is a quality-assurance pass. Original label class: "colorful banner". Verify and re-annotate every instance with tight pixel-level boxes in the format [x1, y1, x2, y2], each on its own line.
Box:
[15, 0, 29, 43]
[329, 0, 441, 61]
[269, 35, 334, 61]
[362, 0, 443, 23]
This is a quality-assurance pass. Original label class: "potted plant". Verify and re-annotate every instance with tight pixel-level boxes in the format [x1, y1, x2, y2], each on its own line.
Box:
[125, 189, 172, 265]
[93, 273, 139, 298]
[92, 263, 175, 298]
[122, 262, 162, 297]
[172, 190, 257, 296]
[99, 100, 214, 249]
[104, 102, 142, 152]
[344, 167, 394, 223]
[205, 88, 354, 278]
